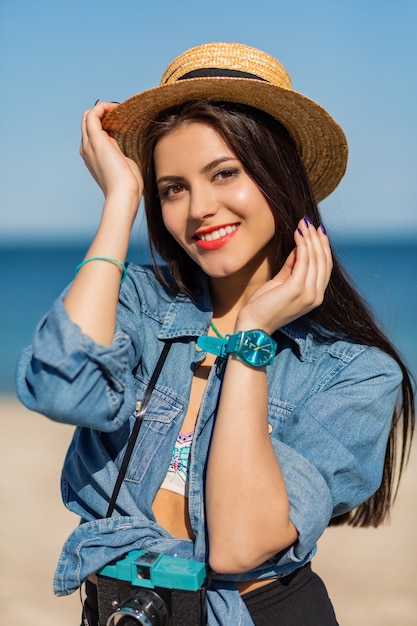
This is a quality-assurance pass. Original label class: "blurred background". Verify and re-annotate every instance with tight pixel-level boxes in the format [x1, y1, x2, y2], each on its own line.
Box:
[0, 1, 416, 624]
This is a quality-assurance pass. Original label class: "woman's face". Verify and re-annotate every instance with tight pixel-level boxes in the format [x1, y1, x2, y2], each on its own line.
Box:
[154, 121, 276, 285]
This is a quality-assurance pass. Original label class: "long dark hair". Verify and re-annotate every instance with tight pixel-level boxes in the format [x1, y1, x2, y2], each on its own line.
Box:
[140, 100, 415, 527]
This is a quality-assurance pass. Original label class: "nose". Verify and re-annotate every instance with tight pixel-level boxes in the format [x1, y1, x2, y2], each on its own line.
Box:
[188, 185, 218, 221]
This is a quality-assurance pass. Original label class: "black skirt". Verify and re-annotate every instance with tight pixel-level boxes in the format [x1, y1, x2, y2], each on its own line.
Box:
[241, 563, 338, 626]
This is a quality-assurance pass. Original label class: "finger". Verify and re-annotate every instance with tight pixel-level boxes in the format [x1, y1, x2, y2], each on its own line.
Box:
[80, 108, 92, 157]
[301, 220, 332, 305]
[290, 217, 315, 286]
[317, 224, 333, 272]
[294, 217, 329, 308]
[318, 224, 333, 284]
[80, 102, 120, 164]
[307, 222, 332, 294]
[80, 101, 103, 148]
[270, 248, 296, 285]
[91, 99, 119, 119]
[83, 101, 118, 138]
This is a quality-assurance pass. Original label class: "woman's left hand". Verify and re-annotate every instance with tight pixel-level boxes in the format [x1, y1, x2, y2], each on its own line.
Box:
[236, 217, 332, 334]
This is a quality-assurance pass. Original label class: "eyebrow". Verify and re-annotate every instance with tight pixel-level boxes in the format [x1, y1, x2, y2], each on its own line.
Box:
[156, 156, 237, 186]
[201, 156, 237, 174]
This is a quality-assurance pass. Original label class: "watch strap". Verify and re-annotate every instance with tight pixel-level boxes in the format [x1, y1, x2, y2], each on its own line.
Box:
[224, 332, 241, 355]
[196, 335, 225, 356]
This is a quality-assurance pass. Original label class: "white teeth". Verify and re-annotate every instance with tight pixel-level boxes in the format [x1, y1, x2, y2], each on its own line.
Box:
[198, 224, 237, 241]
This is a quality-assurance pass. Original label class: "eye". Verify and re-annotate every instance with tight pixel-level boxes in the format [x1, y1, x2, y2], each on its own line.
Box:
[158, 183, 185, 199]
[213, 168, 239, 181]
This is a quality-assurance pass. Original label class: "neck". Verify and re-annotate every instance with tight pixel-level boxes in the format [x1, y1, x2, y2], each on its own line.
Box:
[207, 250, 273, 332]
[208, 278, 266, 336]
[210, 286, 247, 321]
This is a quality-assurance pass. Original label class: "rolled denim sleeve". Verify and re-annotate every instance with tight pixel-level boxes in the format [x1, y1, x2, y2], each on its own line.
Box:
[270, 346, 403, 566]
[16, 296, 140, 431]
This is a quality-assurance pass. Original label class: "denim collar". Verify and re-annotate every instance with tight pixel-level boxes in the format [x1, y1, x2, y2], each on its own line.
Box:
[156, 273, 314, 362]
[159, 289, 212, 339]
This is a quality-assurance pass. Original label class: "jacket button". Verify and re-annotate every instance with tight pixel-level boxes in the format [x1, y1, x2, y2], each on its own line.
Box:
[268, 423, 273, 434]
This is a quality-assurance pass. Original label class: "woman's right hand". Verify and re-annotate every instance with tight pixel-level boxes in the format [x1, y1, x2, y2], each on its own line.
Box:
[80, 100, 143, 206]
[63, 102, 144, 346]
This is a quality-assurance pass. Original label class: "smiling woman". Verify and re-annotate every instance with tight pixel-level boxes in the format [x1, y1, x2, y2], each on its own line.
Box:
[154, 121, 276, 281]
[15, 42, 414, 626]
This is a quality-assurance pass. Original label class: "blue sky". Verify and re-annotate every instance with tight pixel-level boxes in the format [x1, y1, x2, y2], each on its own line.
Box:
[1, 0, 416, 243]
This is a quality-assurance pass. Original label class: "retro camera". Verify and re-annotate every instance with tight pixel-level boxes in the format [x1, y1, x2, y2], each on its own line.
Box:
[96, 550, 208, 625]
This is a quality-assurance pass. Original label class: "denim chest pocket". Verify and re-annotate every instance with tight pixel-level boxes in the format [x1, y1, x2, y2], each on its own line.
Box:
[267, 398, 295, 437]
[124, 383, 183, 484]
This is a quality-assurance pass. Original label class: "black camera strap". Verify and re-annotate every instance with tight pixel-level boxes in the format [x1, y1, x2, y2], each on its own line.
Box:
[106, 341, 172, 518]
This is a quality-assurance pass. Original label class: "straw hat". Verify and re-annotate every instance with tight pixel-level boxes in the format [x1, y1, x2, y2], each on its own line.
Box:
[102, 42, 348, 202]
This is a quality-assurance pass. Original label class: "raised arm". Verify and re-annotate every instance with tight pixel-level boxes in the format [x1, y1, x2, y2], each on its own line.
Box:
[64, 101, 143, 346]
[206, 219, 332, 573]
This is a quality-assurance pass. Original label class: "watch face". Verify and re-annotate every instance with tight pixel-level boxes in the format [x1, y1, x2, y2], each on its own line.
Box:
[239, 330, 276, 367]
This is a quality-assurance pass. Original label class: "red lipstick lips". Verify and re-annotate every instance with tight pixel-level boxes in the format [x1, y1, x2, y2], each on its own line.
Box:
[194, 223, 239, 250]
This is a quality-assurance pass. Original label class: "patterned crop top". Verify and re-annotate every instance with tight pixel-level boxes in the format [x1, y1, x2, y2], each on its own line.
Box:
[160, 430, 194, 497]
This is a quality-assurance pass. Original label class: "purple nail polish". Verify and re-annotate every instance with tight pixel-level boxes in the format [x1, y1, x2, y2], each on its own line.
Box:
[297, 228, 304, 237]
[303, 215, 313, 227]
[320, 224, 327, 235]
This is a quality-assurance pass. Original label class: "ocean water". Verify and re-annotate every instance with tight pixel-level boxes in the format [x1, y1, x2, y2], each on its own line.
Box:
[1, 240, 416, 393]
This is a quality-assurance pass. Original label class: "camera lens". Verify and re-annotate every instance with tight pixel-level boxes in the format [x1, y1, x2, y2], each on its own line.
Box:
[106, 589, 169, 626]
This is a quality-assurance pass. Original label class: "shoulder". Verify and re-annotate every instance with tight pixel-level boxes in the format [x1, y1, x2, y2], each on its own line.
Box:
[120, 262, 178, 319]
[124, 262, 175, 294]
[275, 319, 403, 392]
[311, 323, 402, 384]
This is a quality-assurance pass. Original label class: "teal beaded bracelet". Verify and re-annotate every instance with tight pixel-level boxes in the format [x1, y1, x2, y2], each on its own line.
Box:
[75, 256, 127, 284]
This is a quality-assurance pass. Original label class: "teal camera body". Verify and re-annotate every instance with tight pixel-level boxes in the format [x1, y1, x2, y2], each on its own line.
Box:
[96, 550, 208, 625]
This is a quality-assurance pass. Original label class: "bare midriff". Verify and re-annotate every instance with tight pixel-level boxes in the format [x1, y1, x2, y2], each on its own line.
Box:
[152, 488, 195, 539]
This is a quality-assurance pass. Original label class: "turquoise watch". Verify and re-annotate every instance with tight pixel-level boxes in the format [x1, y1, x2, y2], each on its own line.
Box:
[197, 329, 277, 367]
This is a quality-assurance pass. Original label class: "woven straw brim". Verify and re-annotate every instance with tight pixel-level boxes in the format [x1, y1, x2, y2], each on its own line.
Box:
[102, 77, 348, 203]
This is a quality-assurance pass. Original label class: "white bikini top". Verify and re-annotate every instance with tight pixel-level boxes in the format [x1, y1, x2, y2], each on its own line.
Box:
[160, 430, 194, 497]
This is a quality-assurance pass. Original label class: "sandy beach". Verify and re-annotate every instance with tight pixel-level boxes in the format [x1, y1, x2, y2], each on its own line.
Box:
[1, 395, 416, 626]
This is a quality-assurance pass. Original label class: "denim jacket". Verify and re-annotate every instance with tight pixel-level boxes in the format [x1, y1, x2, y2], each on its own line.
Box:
[16, 263, 402, 625]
